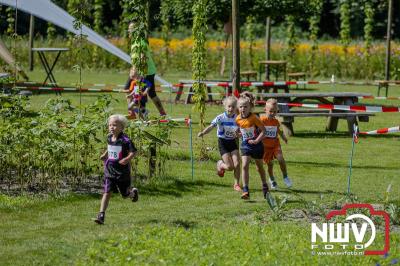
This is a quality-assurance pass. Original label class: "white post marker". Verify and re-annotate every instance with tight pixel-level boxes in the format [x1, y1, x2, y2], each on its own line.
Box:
[347, 124, 358, 194]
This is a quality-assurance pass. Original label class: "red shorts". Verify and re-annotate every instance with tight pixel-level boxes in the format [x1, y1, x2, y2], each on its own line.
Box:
[263, 145, 282, 164]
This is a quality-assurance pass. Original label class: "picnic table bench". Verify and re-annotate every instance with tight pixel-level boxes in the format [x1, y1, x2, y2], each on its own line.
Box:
[375, 80, 400, 96]
[260, 92, 374, 136]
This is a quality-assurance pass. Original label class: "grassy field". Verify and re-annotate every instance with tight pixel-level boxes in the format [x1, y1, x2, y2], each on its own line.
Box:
[1, 69, 399, 265]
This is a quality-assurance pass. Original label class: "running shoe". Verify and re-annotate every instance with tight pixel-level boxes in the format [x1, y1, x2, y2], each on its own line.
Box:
[269, 178, 278, 190]
[129, 188, 139, 202]
[283, 176, 292, 188]
[241, 191, 250, 200]
[94, 212, 105, 225]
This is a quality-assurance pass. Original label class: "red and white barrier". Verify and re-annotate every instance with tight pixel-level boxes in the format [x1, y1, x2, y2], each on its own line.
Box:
[277, 102, 400, 113]
[360, 126, 400, 135]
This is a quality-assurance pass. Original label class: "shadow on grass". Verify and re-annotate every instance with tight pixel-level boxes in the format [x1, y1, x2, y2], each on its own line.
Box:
[138, 177, 228, 198]
[287, 160, 399, 170]
[282, 188, 347, 196]
[171, 219, 197, 229]
[292, 131, 351, 138]
[293, 131, 399, 139]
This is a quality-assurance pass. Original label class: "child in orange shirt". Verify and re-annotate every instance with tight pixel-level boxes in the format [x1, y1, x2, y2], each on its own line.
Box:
[261, 99, 292, 189]
[236, 92, 274, 205]
[123, 67, 151, 119]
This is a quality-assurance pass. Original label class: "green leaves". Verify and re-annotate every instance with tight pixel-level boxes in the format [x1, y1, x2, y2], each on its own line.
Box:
[0, 94, 115, 192]
[126, 0, 149, 75]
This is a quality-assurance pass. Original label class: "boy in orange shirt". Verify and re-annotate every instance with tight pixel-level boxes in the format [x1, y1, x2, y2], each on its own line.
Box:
[261, 99, 292, 189]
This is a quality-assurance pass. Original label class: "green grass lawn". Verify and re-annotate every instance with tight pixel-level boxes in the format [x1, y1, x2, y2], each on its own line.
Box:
[1, 69, 400, 265]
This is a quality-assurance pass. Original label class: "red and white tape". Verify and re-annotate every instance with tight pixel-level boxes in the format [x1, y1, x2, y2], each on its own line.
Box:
[161, 80, 400, 88]
[360, 96, 400, 100]
[359, 126, 400, 135]
[16, 86, 123, 93]
[278, 102, 400, 113]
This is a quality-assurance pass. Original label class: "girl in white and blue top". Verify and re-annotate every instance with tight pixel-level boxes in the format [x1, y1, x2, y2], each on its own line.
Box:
[198, 96, 241, 192]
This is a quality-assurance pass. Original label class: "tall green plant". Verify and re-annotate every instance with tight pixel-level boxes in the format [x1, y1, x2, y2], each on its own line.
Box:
[6, 7, 14, 36]
[285, 15, 298, 67]
[70, 0, 91, 106]
[93, 0, 104, 64]
[192, 0, 208, 159]
[339, 0, 351, 77]
[160, 0, 171, 75]
[308, 0, 323, 78]
[340, 0, 351, 47]
[245, 15, 256, 69]
[363, 0, 374, 79]
[47, 23, 57, 43]
[124, 0, 149, 76]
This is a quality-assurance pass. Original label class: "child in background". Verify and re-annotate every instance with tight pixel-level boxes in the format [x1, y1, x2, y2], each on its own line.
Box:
[123, 67, 152, 120]
[94, 114, 139, 225]
[235, 92, 274, 204]
[198, 96, 241, 192]
[261, 99, 292, 189]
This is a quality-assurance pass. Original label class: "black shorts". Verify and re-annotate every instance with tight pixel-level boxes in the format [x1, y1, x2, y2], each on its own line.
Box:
[240, 141, 264, 159]
[145, 74, 157, 98]
[218, 138, 238, 156]
[103, 176, 131, 197]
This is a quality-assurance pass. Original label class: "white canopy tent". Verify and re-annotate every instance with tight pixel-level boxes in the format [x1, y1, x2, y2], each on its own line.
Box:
[0, 0, 171, 86]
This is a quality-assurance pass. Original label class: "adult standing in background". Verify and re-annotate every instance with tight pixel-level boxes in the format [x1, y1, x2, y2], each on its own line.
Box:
[127, 21, 167, 116]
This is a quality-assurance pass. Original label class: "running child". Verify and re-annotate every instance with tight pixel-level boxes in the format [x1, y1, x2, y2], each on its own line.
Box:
[235, 92, 273, 202]
[198, 96, 241, 191]
[123, 67, 152, 120]
[94, 114, 139, 225]
[261, 99, 292, 189]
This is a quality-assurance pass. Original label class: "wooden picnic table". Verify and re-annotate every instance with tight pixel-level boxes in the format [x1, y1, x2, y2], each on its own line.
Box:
[375, 80, 400, 97]
[260, 92, 374, 136]
[175, 79, 289, 104]
[258, 60, 287, 81]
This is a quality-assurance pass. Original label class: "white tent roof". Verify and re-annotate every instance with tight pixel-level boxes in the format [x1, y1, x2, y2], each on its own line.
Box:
[0, 0, 171, 86]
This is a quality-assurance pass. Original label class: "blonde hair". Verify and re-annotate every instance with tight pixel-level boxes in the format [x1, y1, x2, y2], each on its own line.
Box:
[266, 98, 277, 105]
[265, 98, 278, 109]
[108, 114, 128, 129]
[223, 96, 237, 107]
[238, 91, 255, 109]
[129, 66, 139, 79]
